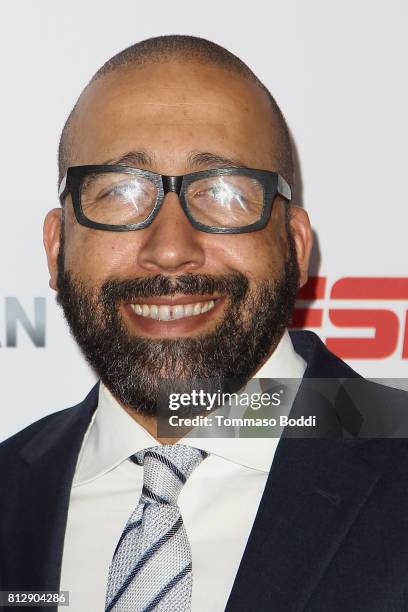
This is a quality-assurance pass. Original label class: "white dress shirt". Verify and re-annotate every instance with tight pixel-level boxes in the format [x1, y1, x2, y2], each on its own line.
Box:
[58, 330, 306, 611]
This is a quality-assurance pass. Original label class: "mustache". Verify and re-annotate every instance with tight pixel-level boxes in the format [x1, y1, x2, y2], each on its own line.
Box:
[100, 272, 249, 303]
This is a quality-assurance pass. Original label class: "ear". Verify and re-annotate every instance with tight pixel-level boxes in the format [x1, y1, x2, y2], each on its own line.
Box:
[288, 204, 313, 288]
[43, 208, 62, 291]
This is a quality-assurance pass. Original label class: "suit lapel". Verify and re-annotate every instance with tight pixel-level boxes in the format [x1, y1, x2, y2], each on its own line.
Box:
[2, 384, 99, 596]
[225, 437, 386, 611]
[225, 331, 388, 611]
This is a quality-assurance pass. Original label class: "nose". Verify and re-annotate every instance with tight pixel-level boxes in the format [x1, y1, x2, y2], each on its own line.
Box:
[137, 192, 206, 274]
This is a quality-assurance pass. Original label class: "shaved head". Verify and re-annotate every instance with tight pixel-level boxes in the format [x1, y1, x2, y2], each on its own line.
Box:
[58, 34, 294, 186]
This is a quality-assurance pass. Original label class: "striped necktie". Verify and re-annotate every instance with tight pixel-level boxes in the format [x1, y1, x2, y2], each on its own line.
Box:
[105, 444, 208, 611]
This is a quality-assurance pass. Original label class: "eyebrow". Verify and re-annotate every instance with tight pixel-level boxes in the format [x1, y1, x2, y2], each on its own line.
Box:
[101, 150, 248, 171]
[186, 151, 248, 169]
[102, 151, 156, 167]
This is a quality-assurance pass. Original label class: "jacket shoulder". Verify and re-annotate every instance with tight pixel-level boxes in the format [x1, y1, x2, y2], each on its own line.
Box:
[0, 407, 78, 464]
[289, 329, 361, 378]
[0, 383, 99, 460]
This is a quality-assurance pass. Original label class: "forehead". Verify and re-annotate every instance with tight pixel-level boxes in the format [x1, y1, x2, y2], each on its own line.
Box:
[68, 59, 279, 171]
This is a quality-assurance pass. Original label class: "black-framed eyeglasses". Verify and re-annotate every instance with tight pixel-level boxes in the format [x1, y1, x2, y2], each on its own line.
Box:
[58, 165, 292, 234]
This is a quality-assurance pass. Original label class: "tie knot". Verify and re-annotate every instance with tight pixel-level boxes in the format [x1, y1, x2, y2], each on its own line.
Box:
[131, 444, 208, 505]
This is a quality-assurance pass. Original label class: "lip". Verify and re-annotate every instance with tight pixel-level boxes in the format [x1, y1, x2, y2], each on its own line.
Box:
[122, 296, 225, 337]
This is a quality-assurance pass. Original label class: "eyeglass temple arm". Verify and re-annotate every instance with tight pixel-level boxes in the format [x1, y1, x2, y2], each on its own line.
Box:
[58, 173, 67, 203]
[277, 175, 292, 201]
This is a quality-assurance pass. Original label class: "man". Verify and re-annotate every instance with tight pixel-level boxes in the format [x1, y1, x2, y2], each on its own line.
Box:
[1, 35, 408, 612]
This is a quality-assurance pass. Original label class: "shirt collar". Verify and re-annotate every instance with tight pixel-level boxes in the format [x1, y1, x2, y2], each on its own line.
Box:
[73, 329, 306, 486]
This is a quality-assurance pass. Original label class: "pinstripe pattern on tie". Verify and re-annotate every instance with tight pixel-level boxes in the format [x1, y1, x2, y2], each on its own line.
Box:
[105, 444, 208, 612]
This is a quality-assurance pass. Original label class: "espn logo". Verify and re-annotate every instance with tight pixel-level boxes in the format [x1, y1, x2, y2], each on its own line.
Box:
[291, 277, 408, 359]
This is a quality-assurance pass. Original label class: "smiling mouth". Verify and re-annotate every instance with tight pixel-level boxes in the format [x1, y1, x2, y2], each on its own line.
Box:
[129, 299, 216, 321]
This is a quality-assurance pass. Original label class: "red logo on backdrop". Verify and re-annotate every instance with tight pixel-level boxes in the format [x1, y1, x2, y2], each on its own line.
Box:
[291, 277, 408, 359]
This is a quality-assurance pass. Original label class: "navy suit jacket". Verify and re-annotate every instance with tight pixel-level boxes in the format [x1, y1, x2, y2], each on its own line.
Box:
[1, 330, 408, 612]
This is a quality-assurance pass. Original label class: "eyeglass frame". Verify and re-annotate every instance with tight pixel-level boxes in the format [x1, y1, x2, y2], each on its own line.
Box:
[58, 165, 292, 234]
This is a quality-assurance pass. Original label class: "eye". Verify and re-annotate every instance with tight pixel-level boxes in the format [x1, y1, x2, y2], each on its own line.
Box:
[99, 181, 149, 201]
[194, 184, 247, 206]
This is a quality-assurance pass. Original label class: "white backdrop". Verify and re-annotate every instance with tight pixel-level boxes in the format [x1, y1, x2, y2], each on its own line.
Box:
[1, 0, 407, 441]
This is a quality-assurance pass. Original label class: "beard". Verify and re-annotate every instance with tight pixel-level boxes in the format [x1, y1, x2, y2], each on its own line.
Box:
[56, 227, 300, 417]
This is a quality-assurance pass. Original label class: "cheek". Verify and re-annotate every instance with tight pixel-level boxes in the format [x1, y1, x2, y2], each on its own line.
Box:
[212, 226, 286, 281]
[64, 191, 145, 282]
[251, 205, 290, 278]
[64, 226, 138, 283]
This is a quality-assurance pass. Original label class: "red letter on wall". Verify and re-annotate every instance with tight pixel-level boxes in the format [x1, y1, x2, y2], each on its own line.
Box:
[291, 276, 326, 328]
[326, 278, 405, 359]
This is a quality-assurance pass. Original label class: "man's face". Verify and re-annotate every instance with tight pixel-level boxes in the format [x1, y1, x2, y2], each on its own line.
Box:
[44, 59, 312, 415]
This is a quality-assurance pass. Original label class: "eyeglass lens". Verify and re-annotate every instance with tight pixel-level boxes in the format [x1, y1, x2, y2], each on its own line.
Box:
[80, 171, 265, 227]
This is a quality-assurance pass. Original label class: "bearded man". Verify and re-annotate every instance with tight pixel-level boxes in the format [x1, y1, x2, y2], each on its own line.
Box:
[1, 35, 408, 612]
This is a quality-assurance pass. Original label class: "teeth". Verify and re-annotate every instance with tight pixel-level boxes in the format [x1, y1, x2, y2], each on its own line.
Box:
[158, 305, 170, 321]
[130, 300, 215, 321]
[184, 304, 194, 316]
[150, 304, 159, 319]
[173, 305, 185, 320]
